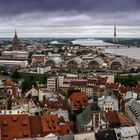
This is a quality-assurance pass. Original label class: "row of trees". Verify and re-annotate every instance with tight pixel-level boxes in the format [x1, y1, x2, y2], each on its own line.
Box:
[115, 74, 140, 87]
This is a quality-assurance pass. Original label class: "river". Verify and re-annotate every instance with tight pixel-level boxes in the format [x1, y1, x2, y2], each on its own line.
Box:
[105, 47, 140, 60]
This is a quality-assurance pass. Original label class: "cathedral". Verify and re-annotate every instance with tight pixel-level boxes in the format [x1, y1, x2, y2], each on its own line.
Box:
[12, 31, 21, 51]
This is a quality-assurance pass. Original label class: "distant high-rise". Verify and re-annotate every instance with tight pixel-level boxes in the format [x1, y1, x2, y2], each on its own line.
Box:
[113, 24, 118, 43]
[12, 30, 21, 51]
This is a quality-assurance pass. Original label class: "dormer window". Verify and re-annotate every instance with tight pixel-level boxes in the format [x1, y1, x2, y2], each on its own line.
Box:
[23, 132, 28, 137]
[12, 116, 17, 121]
[49, 125, 52, 129]
[22, 120, 28, 126]
[3, 121, 7, 126]
[77, 99, 80, 103]
[3, 133, 8, 137]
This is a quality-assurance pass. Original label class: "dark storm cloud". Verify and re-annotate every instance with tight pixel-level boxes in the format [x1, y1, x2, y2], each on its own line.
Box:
[0, 0, 139, 16]
[0, 0, 140, 37]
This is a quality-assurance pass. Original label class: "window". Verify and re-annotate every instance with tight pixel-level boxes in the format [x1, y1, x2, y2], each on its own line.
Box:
[12, 116, 17, 121]
[23, 132, 28, 137]
[3, 133, 8, 137]
[3, 121, 8, 126]
[22, 120, 28, 126]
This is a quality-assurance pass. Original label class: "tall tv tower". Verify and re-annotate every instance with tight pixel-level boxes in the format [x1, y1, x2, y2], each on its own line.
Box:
[113, 23, 118, 43]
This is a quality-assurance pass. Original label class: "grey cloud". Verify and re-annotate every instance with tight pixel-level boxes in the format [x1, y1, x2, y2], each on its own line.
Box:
[0, 0, 140, 16]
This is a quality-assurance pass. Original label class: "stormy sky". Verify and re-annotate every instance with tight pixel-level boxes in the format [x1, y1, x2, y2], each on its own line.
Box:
[0, 0, 140, 38]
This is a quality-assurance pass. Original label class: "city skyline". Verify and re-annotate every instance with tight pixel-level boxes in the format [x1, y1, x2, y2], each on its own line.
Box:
[0, 0, 140, 38]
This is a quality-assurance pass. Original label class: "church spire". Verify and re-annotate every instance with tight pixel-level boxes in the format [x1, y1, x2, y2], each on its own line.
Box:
[14, 30, 18, 38]
[12, 30, 21, 51]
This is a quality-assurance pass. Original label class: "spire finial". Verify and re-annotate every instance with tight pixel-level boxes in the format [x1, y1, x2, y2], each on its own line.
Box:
[15, 29, 17, 37]
[113, 21, 118, 43]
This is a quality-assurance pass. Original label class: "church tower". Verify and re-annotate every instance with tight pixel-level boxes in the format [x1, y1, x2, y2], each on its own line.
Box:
[12, 30, 21, 51]
[113, 24, 118, 43]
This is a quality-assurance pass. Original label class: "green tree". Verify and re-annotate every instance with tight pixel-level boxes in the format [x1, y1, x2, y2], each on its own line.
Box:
[11, 70, 21, 83]
[28, 51, 34, 59]
[21, 78, 37, 92]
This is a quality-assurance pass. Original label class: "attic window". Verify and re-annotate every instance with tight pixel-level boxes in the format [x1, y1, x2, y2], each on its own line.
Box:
[3, 121, 7, 126]
[22, 120, 28, 126]
[45, 118, 48, 122]
[77, 99, 80, 103]
[49, 125, 52, 129]
[53, 125, 56, 129]
[3, 133, 8, 137]
[12, 116, 17, 121]
[23, 132, 28, 137]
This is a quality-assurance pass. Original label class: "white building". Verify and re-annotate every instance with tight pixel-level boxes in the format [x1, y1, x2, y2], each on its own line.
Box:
[2, 51, 29, 59]
[125, 91, 138, 100]
[25, 87, 44, 102]
[0, 109, 28, 115]
[0, 60, 28, 68]
[74, 132, 96, 140]
[47, 77, 58, 92]
[115, 126, 139, 140]
[37, 66, 51, 74]
[98, 95, 119, 112]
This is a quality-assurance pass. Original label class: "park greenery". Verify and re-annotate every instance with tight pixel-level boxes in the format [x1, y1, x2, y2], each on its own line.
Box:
[115, 74, 140, 87]
[11, 70, 47, 92]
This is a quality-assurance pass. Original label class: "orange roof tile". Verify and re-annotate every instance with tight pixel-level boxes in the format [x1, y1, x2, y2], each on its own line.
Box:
[29, 116, 43, 137]
[3, 79, 15, 87]
[106, 111, 120, 125]
[0, 114, 31, 140]
[69, 92, 88, 110]
[41, 114, 61, 136]
[41, 114, 71, 136]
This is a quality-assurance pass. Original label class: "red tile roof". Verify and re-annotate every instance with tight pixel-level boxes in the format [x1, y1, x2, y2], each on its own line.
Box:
[119, 86, 132, 93]
[29, 116, 43, 137]
[32, 55, 46, 60]
[70, 80, 87, 87]
[3, 79, 15, 87]
[0, 114, 71, 139]
[41, 114, 71, 136]
[106, 83, 119, 90]
[41, 96, 68, 110]
[97, 77, 107, 85]
[0, 115, 31, 140]
[11, 85, 18, 94]
[117, 113, 127, 125]
[59, 122, 71, 135]
[106, 111, 120, 126]
[69, 92, 88, 110]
